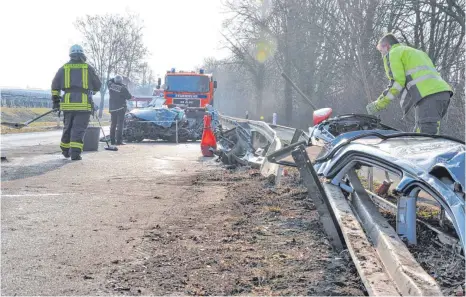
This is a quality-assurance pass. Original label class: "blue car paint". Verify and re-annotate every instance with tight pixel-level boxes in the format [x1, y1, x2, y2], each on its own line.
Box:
[129, 107, 185, 129]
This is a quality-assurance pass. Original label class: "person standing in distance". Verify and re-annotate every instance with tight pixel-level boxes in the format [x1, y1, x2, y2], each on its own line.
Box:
[51, 44, 102, 160]
[108, 75, 132, 145]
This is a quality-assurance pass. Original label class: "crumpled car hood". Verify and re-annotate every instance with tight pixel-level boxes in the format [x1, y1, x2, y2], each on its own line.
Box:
[129, 107, 185, 128]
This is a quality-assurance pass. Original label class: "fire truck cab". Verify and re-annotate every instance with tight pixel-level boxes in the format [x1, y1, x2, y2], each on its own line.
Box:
[157, 68, 217, 109]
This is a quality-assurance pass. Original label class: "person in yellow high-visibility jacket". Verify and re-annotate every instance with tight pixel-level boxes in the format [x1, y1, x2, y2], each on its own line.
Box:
[366, 33, 452, 135]
[51, 45, 102, 160]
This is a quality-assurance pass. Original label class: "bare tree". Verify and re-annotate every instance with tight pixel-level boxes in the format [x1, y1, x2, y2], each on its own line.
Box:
[118, 14, 149, 81]
[75, 13, 149, 117]
[208, 0, 464, 138]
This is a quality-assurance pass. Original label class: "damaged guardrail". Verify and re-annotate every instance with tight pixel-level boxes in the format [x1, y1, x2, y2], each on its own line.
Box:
[217, 113, 465, 295]
[217, 114, 309, 179]
[291, 143, 444, 296]
[218, 115, 282, 178]
[216, 113, 464, 296]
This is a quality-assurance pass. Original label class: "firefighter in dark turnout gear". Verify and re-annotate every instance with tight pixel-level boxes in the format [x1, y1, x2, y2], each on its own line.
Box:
[51, 44, 102, 160]
[108, 75, 132, 145]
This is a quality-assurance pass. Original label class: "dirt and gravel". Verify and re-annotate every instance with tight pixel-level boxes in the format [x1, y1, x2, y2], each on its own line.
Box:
[2, 141, 365, 295]
[104, 168, 365, 295]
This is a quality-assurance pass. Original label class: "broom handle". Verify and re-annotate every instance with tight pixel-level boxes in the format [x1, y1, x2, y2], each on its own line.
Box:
[95, 114, 111, 147]
[24, 109, 58, 126]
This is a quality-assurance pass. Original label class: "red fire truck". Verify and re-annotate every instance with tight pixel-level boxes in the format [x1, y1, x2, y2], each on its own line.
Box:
[160, 68, 217, 108]
[151, 68, 217, 138]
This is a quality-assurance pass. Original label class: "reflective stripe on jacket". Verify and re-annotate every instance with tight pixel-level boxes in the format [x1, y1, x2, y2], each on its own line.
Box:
[51, 60, 102, 111]
[376, 44, 452, 115]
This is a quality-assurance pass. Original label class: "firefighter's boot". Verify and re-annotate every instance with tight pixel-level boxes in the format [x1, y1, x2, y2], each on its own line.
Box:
[71, 153, 82, 161]
[62, 150, 70, 159]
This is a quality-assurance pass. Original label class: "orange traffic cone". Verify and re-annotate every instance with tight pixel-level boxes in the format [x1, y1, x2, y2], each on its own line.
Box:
[201, 115, 217, 157]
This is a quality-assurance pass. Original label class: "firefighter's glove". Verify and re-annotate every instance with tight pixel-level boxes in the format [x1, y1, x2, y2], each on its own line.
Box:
[52, 95, 61, 110]
[366, 101, 382, 115]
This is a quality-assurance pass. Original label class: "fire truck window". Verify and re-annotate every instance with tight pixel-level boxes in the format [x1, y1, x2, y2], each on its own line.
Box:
[166, 75, 210, 92]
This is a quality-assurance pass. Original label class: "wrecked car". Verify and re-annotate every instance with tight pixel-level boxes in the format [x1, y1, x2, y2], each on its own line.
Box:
[123, 102, 195, 143]
[308, 108, 399, 146]
[313, 130, 465, 248]
[265, 108, 465, 250]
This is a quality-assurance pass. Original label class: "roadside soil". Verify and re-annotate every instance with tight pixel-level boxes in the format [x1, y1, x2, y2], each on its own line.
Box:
[104, 168, 365, 296]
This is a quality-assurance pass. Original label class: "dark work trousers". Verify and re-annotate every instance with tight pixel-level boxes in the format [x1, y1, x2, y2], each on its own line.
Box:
[413, 91, 450, 135]
[60, 111, 91, 157]
[110, 109, 126, 144]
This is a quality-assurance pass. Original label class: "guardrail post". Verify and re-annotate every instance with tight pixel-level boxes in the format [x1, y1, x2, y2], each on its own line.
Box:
[291, 129, 304, 144]
[275, 165, 283, 186]
[291, 144, 343, 250]
[272, 113, 277, 125]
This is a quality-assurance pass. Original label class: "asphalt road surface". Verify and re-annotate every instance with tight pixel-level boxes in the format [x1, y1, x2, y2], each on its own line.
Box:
[1, 132, 219, 295]
[1, 127, 110, 151]
[1, 132, 366, 295]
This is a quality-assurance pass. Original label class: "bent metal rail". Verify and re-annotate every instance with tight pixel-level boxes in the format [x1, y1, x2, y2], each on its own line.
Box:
[218, 114, 463, 296]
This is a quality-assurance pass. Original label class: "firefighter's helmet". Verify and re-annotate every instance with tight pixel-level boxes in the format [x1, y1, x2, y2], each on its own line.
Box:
[69, 44, 84, 56]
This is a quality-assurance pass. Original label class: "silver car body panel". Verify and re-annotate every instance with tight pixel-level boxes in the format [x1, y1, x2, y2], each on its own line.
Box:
[315, 132, 465, 249]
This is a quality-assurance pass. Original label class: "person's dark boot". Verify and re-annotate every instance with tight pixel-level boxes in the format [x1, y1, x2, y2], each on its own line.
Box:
[62, 150, 70, 159]
[71, 154, 82, 161]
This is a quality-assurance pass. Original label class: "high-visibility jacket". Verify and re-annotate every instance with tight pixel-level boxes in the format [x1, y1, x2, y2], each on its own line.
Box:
[51, 60, 102, 112]
[375, 43, 452, 115]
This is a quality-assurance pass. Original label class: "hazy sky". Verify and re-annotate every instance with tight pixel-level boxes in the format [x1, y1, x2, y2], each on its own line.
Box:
[0, 0, 229, 90]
